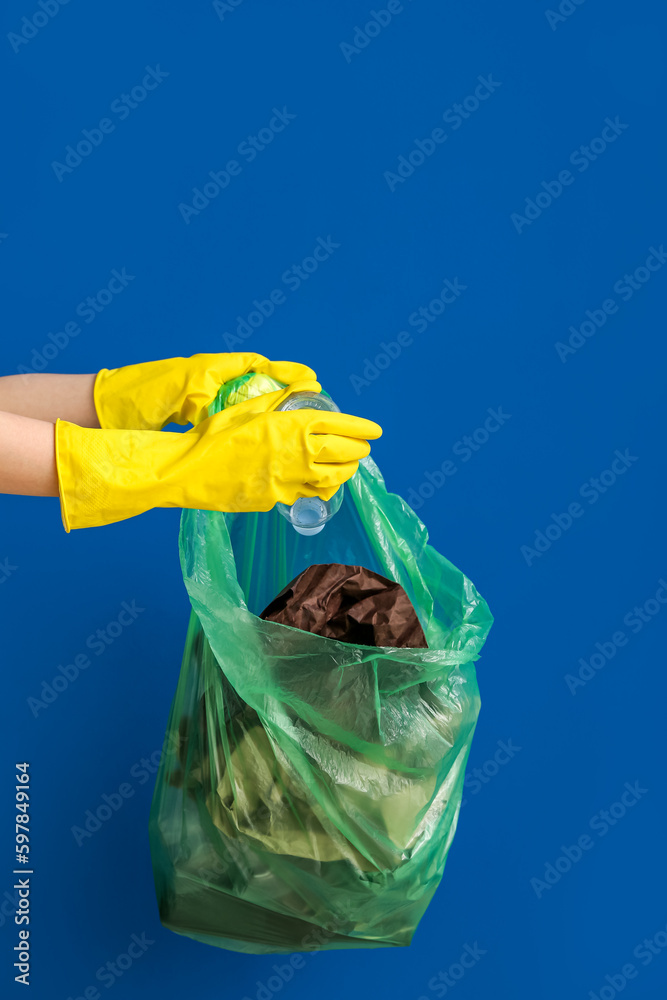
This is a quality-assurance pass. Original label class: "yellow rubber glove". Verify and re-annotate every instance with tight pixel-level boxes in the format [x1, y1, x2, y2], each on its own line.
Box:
[93, 353, 317, 431]
[55, 383, 382, 532]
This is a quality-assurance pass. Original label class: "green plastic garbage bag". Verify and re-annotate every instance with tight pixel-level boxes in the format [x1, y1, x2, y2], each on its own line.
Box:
[148, 379, 493, 955]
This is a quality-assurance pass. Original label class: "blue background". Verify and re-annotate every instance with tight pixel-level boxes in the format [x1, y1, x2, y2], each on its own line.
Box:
[1, 1, 666, 998]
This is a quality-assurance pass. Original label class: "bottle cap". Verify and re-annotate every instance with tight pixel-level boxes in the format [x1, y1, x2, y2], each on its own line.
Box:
[289, 497, 329, 535]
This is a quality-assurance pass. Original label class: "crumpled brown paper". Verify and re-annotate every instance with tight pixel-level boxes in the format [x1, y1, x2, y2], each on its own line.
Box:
[260, 563, 428, 648]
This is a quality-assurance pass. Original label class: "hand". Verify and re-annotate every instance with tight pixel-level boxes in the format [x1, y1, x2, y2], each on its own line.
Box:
[93, 352, 317, 431]
[55, 383, 382, 531]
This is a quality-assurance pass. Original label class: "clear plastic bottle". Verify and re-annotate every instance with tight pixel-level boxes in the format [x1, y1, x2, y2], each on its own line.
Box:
[275, 391, 344, 536]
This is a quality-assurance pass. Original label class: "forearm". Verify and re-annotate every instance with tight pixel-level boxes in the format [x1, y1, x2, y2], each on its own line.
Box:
[0, 410, 58, 496]
[0, 373, 100, 427]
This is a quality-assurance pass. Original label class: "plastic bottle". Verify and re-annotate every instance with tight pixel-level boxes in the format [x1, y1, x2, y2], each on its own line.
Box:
[275, 391, 344, 536]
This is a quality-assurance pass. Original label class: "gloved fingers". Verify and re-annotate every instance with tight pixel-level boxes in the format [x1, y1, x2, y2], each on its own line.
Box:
[303, 461, 359, 490]
[199, 352, 315, 385]
[255, 358, 317, 384]
[317, 482, 345, 501]
[307, 432, 371, 464]
[266, 379, 323, 409]
[187, 380, 322, 431]
[235, 379, 322, 415]
[278, 482, 323, 504]
[184, 354, 316, 424]
[278, 477, 347, 505]
[301, 411, 383, 441]
[191, 351, 268, 382]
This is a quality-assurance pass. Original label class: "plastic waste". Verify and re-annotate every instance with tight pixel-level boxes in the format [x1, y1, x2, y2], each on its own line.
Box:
[148, 372, 494, 954]
[216, 375, 345, 535]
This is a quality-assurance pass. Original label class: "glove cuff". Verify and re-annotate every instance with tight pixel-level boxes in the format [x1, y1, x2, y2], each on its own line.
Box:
[54, 419, 194, 531]
[54, 418, 73, 533]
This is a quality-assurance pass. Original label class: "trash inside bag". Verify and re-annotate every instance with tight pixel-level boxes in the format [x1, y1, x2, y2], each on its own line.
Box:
[148, 378, 493, 955]
[260, 563, 428, 648]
